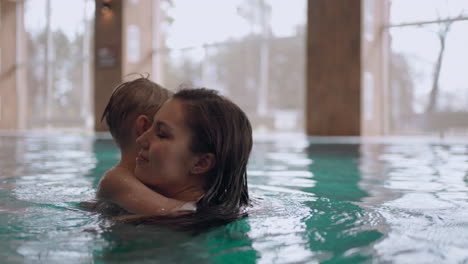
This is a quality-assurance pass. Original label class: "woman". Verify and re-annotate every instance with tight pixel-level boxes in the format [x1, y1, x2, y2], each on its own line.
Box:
[127, 88, 252, 231]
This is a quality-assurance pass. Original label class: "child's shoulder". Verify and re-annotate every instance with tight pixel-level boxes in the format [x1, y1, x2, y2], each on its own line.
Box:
[97, 166, 134, 199]
[105, 165, 133, 177]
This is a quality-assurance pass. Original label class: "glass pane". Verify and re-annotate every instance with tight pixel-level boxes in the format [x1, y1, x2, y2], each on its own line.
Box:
[269, 0, 306, 38]
[389, 21, 468, 135]
[267, 36, 305, 131]
[204, 40, 262, 121]
[438, 21, 468, 112]
[24, 0, 47, 128]
[158, 47, 204, 89]
[24, 0, 94, 130]
[156, 0, 306, 133]
[162, 0, 250, 49]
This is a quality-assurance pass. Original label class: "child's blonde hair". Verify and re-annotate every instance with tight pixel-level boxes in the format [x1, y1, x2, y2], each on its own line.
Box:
[102, 77, 171, 149]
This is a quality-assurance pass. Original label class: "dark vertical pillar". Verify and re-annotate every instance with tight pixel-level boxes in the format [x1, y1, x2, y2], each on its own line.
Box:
[94, 0, 124, 131]
[306, 0, 362, 136]
[94, 0, 155, 132]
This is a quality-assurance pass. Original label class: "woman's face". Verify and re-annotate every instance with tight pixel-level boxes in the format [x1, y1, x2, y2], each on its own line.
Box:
[134, 99, 201, 196]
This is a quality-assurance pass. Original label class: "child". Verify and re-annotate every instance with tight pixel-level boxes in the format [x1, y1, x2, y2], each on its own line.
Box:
[96, 77, 186, 215]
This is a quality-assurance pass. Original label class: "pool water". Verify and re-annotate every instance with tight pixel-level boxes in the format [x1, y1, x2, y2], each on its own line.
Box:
[1, 134, 468, 263]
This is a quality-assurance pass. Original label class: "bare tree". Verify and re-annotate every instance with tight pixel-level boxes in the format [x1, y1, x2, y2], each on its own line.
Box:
[425, 20, 452, 113]
[426, 6, 465, 114]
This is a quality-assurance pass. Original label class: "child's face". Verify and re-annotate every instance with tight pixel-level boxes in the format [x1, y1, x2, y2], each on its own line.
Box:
[134, 99, 201, 196]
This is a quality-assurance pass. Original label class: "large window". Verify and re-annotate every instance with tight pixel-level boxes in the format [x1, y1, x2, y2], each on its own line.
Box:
[24, 0, 94, 130]
[387, 0, 468, 135]
[154, 0, 306, 133]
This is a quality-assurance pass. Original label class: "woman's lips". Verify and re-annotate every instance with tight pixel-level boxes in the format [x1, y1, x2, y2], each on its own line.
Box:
[136, 152, 149, 163]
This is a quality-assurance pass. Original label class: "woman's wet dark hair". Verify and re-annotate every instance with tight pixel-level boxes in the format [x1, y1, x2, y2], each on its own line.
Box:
[124, 88, 253, 233]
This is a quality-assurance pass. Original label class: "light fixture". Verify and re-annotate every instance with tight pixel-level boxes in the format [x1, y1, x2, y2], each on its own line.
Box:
[101, 0, 112, 13]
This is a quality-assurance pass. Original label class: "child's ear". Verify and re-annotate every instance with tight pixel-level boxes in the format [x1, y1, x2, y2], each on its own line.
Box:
[190, 153, 216, 175]
[136, 115, 152, 137]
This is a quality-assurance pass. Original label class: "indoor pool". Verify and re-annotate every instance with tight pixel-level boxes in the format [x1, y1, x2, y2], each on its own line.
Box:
[1, 134, 468, 263]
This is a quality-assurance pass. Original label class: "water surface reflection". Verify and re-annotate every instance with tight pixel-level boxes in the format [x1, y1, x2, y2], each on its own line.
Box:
[1, 135, 468, 263]
[369, 143, 468, 263]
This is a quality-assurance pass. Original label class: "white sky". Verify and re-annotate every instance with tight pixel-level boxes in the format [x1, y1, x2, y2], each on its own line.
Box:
[25, 0, 94, 40]
[164, 0, 306, 48]
[390, 0, 468, 24]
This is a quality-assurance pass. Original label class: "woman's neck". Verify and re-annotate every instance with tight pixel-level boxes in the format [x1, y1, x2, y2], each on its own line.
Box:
[149, 184, 204, 202]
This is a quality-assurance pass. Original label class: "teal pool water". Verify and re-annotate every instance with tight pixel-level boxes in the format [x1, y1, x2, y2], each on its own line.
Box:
[1, 134, 468, 263]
